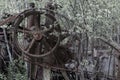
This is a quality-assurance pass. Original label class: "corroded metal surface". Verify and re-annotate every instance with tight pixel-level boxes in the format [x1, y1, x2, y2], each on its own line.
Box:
[0, 14, 18, 26]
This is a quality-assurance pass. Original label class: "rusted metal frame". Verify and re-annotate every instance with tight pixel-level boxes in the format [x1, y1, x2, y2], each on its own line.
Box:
[0, 14, 18, 26]
[23, 57, 118, 79]
[26, 8, 39, 80]
[30, 13, 42, 80]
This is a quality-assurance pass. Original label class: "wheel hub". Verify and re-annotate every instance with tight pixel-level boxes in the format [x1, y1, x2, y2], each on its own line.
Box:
[33, 31, 43, 40]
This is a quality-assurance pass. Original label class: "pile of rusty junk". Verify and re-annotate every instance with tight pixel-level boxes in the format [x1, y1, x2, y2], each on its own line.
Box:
[0, 2, 76, 80]
[0, 2, 119, 80]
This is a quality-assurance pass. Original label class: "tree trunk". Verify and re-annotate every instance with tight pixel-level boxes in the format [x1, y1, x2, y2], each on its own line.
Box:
[43, 68, 51, 80]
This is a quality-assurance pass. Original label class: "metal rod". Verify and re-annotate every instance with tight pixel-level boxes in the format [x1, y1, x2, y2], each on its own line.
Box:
[3, 28, 13, 62]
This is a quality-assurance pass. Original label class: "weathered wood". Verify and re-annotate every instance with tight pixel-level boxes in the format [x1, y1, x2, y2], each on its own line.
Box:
[96, 37, 120, 55]
[96, 37, 120, 80]
[117, 59, 120, 80]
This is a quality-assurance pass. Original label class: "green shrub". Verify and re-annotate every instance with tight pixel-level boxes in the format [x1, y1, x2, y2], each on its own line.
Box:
[0, 59, 27, 80]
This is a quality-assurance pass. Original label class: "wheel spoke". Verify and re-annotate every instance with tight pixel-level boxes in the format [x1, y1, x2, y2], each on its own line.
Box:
[17, 27, 32, 34]
[17, 29, 32, 34]
[42, 38, 51, 51]
[26, 39, 36, 53]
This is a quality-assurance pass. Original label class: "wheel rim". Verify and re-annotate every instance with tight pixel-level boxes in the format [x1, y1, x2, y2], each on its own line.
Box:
[13, 9, 61, 58]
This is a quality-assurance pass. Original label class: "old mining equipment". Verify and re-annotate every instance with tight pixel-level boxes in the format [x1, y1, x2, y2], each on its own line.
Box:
[0, 2, 75, 80]
[0, 1, 119, 80]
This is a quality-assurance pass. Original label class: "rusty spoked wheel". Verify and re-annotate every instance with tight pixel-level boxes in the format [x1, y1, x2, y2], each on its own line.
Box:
[13, 9, 61, 58]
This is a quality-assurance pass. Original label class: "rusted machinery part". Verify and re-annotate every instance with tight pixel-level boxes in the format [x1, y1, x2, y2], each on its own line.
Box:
[0, 14, 18, 26]
[13, 9, 61, 58]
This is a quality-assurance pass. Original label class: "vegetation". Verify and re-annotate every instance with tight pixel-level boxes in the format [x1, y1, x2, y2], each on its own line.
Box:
[0, 59, 27, 80]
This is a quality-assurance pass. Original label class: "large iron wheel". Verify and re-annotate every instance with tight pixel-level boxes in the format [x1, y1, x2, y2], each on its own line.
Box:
[13, 9, 61, 58]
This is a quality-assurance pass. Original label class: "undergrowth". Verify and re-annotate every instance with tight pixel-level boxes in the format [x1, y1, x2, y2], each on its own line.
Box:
[0, 59, 27, 80]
